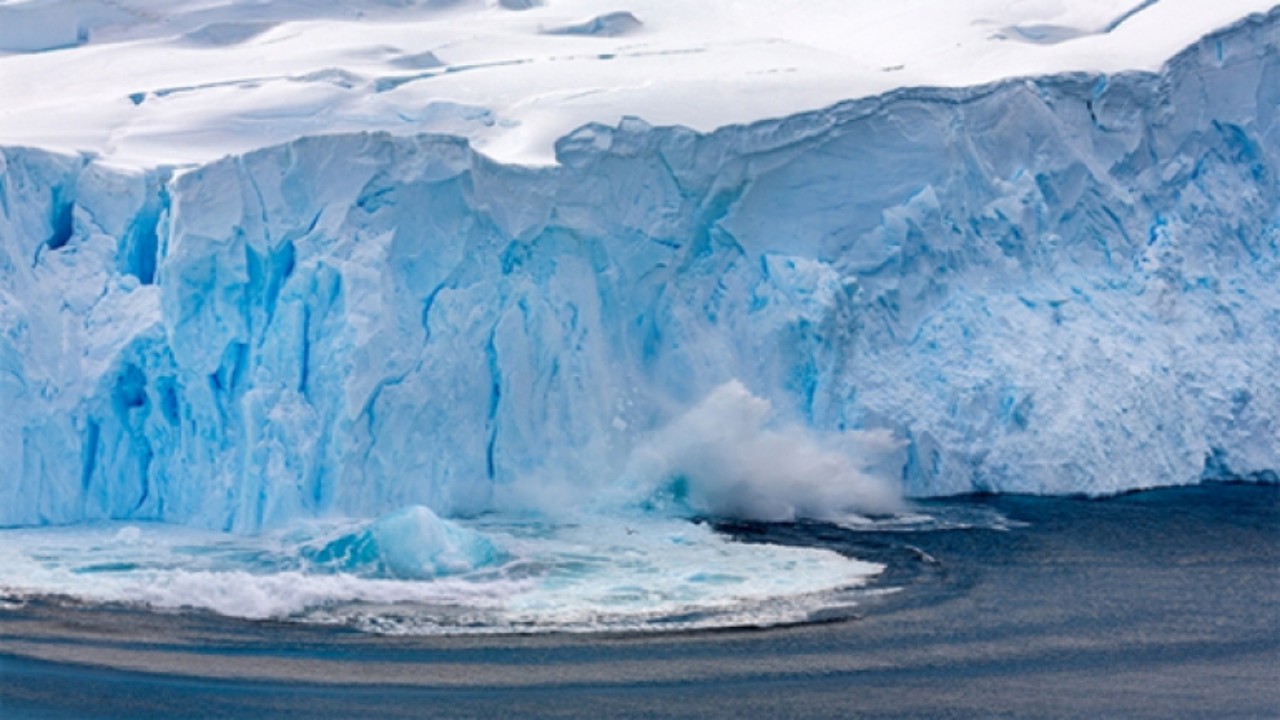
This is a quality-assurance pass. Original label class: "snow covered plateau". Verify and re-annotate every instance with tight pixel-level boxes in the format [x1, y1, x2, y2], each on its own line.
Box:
[1, 1, 1278, 533]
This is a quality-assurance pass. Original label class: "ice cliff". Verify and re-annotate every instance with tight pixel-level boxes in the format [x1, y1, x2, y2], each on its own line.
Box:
[1, 10, 1276, 530]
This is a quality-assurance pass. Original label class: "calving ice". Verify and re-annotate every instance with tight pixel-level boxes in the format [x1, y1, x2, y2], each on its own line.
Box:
[0, 0, 1276, 632]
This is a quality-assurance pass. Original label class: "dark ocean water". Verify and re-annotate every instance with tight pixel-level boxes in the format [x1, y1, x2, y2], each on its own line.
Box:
[2, 483, 1277, 719]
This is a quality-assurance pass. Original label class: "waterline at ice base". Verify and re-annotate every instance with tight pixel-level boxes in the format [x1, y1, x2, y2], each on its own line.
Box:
[0, 2, 1277, 633]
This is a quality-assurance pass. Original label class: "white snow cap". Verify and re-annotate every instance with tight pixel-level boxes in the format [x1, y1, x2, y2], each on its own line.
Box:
[0, 0, 1273, 167]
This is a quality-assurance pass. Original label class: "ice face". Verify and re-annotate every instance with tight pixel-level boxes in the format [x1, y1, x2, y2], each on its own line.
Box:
[0, 11, 1277, 530]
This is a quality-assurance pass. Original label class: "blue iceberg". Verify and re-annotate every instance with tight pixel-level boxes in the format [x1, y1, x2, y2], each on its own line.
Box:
[304, 505, 500, 579]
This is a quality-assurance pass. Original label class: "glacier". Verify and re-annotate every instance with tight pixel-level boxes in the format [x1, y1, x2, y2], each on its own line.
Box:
[0, 9, 1278, 532]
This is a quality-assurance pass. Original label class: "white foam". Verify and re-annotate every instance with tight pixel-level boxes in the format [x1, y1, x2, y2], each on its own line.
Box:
[305, 505, 500, 579]
[0, 514, 880, 633]
[617, 381, 905, 522]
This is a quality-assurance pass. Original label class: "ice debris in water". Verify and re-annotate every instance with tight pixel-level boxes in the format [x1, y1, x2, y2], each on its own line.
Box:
[304, 506, 500, 580]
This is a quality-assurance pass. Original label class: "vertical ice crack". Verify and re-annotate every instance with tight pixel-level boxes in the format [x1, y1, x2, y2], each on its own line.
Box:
[239, 157, 272, 245]
[483, 326, 501, 481]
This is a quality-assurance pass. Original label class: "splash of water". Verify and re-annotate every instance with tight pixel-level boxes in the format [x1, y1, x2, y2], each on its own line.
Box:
[616, 381, 905, 522]
[0, 381, 906, 634]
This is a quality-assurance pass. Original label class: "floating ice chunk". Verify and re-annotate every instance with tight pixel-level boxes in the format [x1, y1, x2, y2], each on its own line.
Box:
[306, 506, 499, 579]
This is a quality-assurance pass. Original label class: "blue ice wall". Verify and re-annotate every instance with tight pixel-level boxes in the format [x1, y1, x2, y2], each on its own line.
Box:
[1, 10, 1277, 529]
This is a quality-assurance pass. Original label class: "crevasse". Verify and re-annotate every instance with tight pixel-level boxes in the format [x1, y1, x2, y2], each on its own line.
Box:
[1, 10, 1276, 530]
